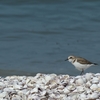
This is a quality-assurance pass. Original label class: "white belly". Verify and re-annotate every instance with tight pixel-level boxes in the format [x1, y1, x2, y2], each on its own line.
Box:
[72, 61, 94, 71]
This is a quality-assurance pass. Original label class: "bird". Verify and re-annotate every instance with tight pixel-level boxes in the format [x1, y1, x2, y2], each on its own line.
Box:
[65, 55, 97, 75]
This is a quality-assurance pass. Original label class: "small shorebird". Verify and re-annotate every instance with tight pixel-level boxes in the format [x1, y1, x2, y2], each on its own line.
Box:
[65, 55, 97, 75]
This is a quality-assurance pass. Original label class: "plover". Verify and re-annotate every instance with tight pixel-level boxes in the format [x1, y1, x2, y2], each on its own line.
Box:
[65, 55, 97, 75]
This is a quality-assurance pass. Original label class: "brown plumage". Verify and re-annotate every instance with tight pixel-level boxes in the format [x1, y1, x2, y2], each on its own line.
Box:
[76, 57, 97, 65]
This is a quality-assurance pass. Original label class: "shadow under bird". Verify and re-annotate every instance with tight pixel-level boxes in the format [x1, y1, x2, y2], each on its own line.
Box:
[65, 55, 98, 75]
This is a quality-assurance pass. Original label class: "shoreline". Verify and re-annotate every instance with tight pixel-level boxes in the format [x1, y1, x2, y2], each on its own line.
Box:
[0, 73, 100, 100]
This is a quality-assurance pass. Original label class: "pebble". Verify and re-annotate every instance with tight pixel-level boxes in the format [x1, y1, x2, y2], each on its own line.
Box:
[90, 84, 98, 91]
[0, 73, 100, 100]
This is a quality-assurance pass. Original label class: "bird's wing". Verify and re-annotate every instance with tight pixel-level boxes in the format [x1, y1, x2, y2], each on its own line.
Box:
[77, 57, 93, 64]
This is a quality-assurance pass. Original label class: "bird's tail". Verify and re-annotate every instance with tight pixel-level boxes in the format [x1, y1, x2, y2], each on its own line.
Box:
[93, 63, 98, 65]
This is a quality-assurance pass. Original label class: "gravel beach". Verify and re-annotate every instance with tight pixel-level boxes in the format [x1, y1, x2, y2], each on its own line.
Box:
[0, 73, 100, 100]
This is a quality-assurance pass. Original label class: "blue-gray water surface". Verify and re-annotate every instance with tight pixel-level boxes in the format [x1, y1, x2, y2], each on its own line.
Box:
[0, 0, 100, 76]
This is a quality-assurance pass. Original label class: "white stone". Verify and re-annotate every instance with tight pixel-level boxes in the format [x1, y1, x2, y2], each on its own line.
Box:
[67, 85, 73, 90]
[86, 81, 91, 87]
[0, 99, 8, 100]
[75, 75, 82, 79]
[34, 73, 42, 79]
[41, 90, 47, 96]
[90, 84, 98, 91]
[92, 77, 99, 84]
[80, 93, 87, 98]
[0, 92, 7, 98]
[44, 75, 52, 84]
[61, 95, 68, 100]
[75, 78, 84, 85]
[69, 78, 75, 84]
[85, 73, 92, 81]
[86, 89, 92, 94]
[13, 83, 22, 89]
[23, 84, 27, 88]
[26, 78, 31, 84]
[0, 82, 5, 87]
[71, 94, 78, 100]
[63, 88, 70, 94]
[28, 95, 41, 100]
[49, 81, 57, 89]
[17, 76, 22, 80]
[12, 95, 22, 100]
[76, 86, 84, 92]
[27, 83, 34, 87]
[95, 73, 100, 76]
[3, 87, 14, 92]
[31, 87, 38, 93]
[49, 93, 56, 98]
[89, 92, 99, 99]
[98, 83, 100, 87]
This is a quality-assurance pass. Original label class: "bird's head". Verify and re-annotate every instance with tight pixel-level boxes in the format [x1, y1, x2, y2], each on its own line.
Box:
[65, 55, 75, 63]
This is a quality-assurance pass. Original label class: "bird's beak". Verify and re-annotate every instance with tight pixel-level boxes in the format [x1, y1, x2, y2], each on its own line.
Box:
[65, 58, 68, 61]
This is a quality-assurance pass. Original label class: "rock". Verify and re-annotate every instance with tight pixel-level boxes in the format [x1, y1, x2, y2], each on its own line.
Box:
[92, 77, 99, 84]
[85, 73, 93, 81]
[0, 92, 7, 98]
[0, 73, 100, 99]
[88, 92, 99, 99]
[75, 78, 84, 85]
[90, 84, 98, 91]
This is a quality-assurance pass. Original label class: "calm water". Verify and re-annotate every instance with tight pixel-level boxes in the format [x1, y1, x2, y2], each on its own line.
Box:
[0, 0, 100, 76]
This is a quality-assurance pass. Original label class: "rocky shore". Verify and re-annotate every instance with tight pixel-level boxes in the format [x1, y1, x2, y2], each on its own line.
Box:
[0, 73, 100, 100]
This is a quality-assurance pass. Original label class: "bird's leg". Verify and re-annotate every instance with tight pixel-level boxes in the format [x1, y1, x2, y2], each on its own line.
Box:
[80, 69, 84, 75]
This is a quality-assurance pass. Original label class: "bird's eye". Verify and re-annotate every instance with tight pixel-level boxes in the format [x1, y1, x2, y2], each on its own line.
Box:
[70, 57, 72, 59]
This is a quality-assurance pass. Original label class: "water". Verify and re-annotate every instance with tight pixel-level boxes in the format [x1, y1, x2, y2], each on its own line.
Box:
[0, 0, 100, 76]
